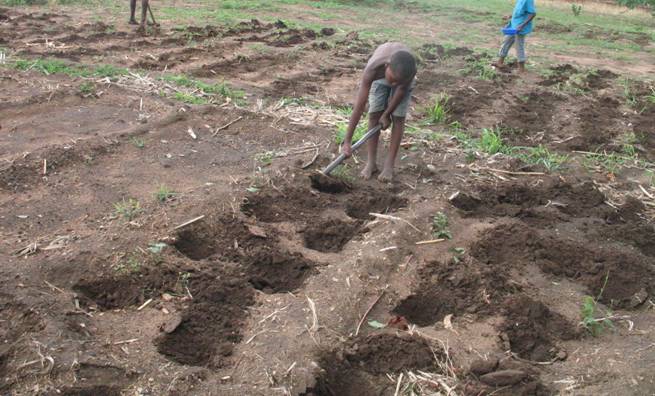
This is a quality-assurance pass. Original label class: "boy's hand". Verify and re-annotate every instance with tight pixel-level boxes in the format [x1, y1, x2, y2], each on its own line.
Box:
[341, 142, 352, 157]
[380, 113, 392, 130]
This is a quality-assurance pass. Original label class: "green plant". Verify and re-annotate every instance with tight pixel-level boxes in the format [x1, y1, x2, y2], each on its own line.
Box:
[130, 137, 145, 149]
[79, 81, 96, 96]
[479, 127, 507, 155]
[154, 185, 176, 203]
[115, 253, 142, 274]
[431, 212, 452, 239]
[424, 93, 450, 124]
[646, 87, 655, 104]
[450, 247, 465, 264]
[571, 4, 582, 16]
[173, 92, 209, 105]
[331, 164, 355, 183]
[463, 57, 497, 80]
[114, 198, 142, 220]
[516, 145, 568, 172]
[580, 272, 614, 337]
[255, 151, 276, 165]
[335, 122, 367, 145]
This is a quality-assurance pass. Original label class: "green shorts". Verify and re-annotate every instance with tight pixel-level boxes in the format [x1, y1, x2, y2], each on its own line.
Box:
[368, 78, 416, 118]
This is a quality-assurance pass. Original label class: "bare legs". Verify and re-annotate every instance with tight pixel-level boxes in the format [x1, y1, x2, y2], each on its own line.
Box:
[360, 112, 405, 183]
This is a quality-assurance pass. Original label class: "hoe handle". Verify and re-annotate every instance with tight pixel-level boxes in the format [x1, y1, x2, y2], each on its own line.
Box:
[322, 124, 382, 175]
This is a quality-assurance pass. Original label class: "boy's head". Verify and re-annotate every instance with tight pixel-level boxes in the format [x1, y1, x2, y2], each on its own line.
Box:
[385, 50, 416, 86]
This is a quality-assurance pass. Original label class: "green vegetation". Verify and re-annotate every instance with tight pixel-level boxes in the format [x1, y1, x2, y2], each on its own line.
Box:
[113, 198, 142, 220]
[114, 252, 142, 274]
[162, 74, 245, 103]
[424, 93, 450, 124]
[255, 151, 276, 165]
[479, 127, 508, 155]
[331, 164, 355, 183]
[431, 212, 452, 239]
[130, 137, 145, 149]
[571, 4, 583, 17]
[516, 145, 568, 172]
[154, 185, 176, 203]
[13, 58, 127, 79]
[462, 56, 497, 81]
[78, 81, 96, 96]
[449, 247, 465, 264]
[580, 273, 614, 337]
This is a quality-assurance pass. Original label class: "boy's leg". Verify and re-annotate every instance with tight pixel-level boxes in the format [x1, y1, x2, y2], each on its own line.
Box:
[129, 0, 138, 24]
[361, 111, 382, 179]
[378, 116, 405, 182]
[495, 35, 515, 66]
[140, 0, 148, 28]
[516, 35, 527, 72]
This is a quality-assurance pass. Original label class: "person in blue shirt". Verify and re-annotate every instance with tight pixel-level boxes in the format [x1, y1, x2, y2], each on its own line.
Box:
[495, 0, 537, 72]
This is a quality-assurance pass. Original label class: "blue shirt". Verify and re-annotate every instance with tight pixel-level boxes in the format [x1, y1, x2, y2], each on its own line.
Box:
[510, 0, 536, 35]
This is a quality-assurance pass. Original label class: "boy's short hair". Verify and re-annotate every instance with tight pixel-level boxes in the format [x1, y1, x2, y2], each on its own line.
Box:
[389, 50, 416, 82]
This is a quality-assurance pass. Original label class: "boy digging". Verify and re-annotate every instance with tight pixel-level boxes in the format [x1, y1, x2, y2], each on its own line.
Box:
[341, 42, 417, 182]
[495, 0, 536, 72]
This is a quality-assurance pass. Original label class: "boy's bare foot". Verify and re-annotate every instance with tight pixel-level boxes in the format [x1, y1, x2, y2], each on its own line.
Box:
[129, 19, 138, 25]
[377, 168, 393, 183]
[360, 164, 378, 180]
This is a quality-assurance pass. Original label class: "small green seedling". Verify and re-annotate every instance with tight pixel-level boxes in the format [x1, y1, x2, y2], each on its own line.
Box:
[79, 81, 96, 96]
[431, 212, 452, 239]
[114, 198, 142, 220]
[479, 127, 507, 155]
[130, 137, 145, 149]
[154, 184, 176, 203]
[571, 4, 582, 16]
[580, 272, 614, 337]
[115, 253, 142, 274]
[450, 247, 465, 264]
[255, 151, 276, 165]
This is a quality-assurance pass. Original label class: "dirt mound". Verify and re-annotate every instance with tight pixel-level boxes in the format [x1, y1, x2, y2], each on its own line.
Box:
[450, 179, 609, 221]
[174, 215, 271, 261]
[393, 259, 519, 326]
[58, 363, 135, 396]
[471, 223, 655, 308]
[500, 91, 562, 140]
[156, 273, 254, 366]
[345, 189, 407, 220]
[569, 96, 623, 150]
[302, 218, 361, 253]
[0, 293, 44, 380]
[73, 266, 179, 310]
[244, 246, 316, 293]
[241, 186, 334, 222]
[306, 333, 439, 396]
[500, 296, 580, 361]
[447, 83, 495, 125]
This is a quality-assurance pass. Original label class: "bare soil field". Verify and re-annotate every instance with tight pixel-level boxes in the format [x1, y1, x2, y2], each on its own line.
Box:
[1, 3, 654, 396]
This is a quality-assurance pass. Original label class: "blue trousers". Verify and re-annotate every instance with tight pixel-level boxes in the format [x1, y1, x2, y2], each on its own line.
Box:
[499, 34, 526, 62]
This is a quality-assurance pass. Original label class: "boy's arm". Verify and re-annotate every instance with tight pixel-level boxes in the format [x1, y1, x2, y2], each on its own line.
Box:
[342, 73, 374, 156]
[517, 13, 536, 32]
[517, 0, 536, 32]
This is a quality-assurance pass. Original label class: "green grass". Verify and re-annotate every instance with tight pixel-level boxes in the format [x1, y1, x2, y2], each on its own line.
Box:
[174, 92, 209, 105]
[479, 127, 508, 155]
[163, 74, 245, 103]
[515, 145, 568, 172]
[424, 93, 450, 125]
[78, 81, 96, 96]
[331, 164, 355, 184]
[113, 198, 142, 220]
[334, 107, 368, 145]
[154, 185, 176, 203]
[255, 150, 276, 165]
[130, 137, 145, 149]
[12, 58, 128, 79]
[115, 253, 142, 274]
[580, 272, 614, 337]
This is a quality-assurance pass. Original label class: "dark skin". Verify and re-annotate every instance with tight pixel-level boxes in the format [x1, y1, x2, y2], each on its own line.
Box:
[129, 0, 149, 32]
[341, 63, 413, 182]
[495, 12, 536, 72]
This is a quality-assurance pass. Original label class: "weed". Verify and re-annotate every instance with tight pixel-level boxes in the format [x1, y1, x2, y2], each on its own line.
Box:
[113, 198, 142, 220]
[115, 253, 142, 274]
[516, 145, 568, 172]
[78, 81, 96, 96]
[163, 74, 245, 103]
[424, 93, 450, 124]
[583, 152, 628, 175]
[154, 185, 176, 203]
[646, 87, 655, 105]
[571, 4, 582, 16]
[335, 121, 367, 145]
[173, 92, 209, 105]
[580, 272, 614, 337]
[450, 247, 465, 264]
[255, 151, 276, 165]
[463, 57, 497, 80]
[621, 77, 640, 108]
[331, 164, 355, 184]
[646, 169, 655, 186]
[176, 272, 192, 296]
[130, 136, 145, 149]
[479, 127, 507, 155]
[431, 212, 452, 239]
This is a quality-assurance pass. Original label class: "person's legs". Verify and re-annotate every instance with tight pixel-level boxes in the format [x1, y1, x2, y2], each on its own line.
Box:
[140, 0, 148, 28]
[378, 116, 405, 182]
[516, 35, 527, 72]
[495, 34, 515, 66]
[361, 112, 382, 179]
[129, 0, 138, 24]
